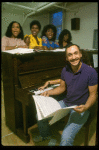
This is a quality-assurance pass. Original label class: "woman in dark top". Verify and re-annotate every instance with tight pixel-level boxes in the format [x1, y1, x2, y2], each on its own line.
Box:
[58, 29, 72, 48]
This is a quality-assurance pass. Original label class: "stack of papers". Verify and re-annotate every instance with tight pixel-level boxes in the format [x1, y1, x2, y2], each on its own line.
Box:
[2, 48, 34, 54]
[50, 48, 65, 52]
[33, 95, 76, 125]
[2, 48, 65, 54]
[38, 48, 65, 52]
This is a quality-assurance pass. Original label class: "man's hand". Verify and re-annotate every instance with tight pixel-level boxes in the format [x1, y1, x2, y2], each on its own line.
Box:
[38, 81, 49, 90]
[41, 79, 66, 97]
[41, 91, 50, 97]
[73, 105, 87, 114]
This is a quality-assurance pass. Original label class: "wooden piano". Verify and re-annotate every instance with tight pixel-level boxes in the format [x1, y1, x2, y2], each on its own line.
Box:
[2, 49, 98, 143]
[2, 49, 66, 143]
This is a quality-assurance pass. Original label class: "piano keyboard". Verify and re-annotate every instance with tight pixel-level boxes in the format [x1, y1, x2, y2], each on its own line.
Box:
[29, 84, 60, 95]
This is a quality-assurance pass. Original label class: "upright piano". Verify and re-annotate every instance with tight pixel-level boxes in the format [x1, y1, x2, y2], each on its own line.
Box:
[2, 49, 66, 143]
[2, 49, 98, 143]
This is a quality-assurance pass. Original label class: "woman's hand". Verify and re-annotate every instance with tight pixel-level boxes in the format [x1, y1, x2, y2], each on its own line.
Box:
[24, 37, 30, 46]
[34, 46, 44, 51]
[18, 45, 29, 48]
[49, 47, 54, 50]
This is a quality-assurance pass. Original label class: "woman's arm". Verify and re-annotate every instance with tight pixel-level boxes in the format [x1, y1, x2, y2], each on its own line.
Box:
[24, 37, 30, 46]
[5, 45, 28, 50]
[5, 46, 17, 50]
[34, 46, 45, 50]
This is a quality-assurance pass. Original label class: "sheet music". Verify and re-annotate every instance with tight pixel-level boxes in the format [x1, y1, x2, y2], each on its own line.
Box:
[33, 95, 76, 124]
[2, 48, 65, 54]
[49, 105, 76, 125]
[37, 48, 65, 52]
[2, 48, 34, 54]
[50, 48, 65, 52]
[33, 95, 61, 119]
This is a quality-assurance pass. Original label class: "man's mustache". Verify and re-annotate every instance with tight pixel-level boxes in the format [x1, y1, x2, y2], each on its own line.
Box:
[70, 58, 79, 62]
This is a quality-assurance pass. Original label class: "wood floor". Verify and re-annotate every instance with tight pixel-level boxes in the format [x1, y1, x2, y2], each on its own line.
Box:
[1, 81, 97, 146]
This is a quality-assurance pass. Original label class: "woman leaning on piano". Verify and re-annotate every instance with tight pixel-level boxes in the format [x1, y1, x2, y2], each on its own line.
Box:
[24, 20, 43, 50]
[58, 29, 72, 48]
[41, 24, 59, 50]
[2, 21, 28, 51]
[24, 22, 59, 50]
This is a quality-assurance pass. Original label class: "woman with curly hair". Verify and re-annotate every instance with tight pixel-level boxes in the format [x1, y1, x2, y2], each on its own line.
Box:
[58, 29, 72, 48]
[2, 21, 27, 51]
[41, 24, 59, 50]
[24, 20, 43, 50]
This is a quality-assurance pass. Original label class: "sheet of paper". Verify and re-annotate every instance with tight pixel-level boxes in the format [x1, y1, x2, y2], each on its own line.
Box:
[34, 48, 65, 52]
[49, 105, 76, 125]
[3, 48, 65, 54]
[2, 48, 34, 54]
[33, 95, 61, 119]
[34, 100, 44, 120]
[51, 48, 65, 52]
[93, 54, 98, 68]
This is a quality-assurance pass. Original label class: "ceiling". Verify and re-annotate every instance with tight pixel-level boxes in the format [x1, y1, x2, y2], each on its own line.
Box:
[2, 2, 92, 17]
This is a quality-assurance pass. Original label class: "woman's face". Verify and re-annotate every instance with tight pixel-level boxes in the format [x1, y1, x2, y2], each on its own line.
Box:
[11, 23, 21, 38]
[45, 28, 54, 40]
[63, 34, 69, 42]
[31, 24, 40, 37]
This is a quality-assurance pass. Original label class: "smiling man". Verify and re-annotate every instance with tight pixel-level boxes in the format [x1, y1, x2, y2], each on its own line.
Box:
[34, 44, 98, 146]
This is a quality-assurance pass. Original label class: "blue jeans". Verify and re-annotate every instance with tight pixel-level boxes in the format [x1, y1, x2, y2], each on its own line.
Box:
[37, 100, 90, 146]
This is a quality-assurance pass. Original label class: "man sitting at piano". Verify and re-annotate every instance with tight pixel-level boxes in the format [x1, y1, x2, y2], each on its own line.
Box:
[34, 43, 98, 146]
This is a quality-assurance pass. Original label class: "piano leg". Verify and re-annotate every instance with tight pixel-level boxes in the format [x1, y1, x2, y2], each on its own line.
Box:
[16, 104, 30, 143]
[22, 104, 28, 136]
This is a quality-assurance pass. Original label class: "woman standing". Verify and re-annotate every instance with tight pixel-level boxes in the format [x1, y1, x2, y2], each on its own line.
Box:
[2, 21, 27, 51]
[41, 24, 59, 50]
[58, 29, 72, 48]
[24, 20, 43, 50]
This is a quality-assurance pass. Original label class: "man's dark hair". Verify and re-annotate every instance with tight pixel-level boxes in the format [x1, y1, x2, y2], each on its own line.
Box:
[41, 24, 57, 41]
[5, 21, 24, 40]
[30, 20, 41, 30]
[66, 43, 80, 51]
